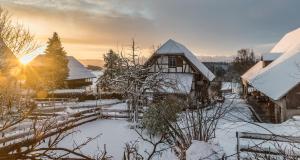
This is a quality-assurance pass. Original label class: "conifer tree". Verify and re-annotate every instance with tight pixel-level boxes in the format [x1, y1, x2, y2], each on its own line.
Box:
[43, 32, 69, 89]
[99, 49, 122, 91]
[103, 49, 121, 79]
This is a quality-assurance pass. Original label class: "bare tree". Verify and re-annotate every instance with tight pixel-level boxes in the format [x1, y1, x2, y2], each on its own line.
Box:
[123, 140, 144, 160]
[141, 96, 231, 159]
[99, 39, 170, 123]
[0, 7, 37, 57]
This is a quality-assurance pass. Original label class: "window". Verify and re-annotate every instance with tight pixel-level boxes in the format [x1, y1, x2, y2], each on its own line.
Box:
[176, 57, 183, 67]
[168, 56, 176, 68]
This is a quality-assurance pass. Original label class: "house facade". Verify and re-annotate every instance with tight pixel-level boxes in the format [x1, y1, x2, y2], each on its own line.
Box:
[241, 28, 300, 123]
[145, 39, 215, 102]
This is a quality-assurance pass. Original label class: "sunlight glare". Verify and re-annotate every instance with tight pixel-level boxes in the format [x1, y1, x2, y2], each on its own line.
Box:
[19, 54, 35, 65]
[19, 46, 46, 65]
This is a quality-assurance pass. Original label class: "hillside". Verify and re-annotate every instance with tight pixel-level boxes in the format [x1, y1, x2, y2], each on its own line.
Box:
[78, 59, 104, 67]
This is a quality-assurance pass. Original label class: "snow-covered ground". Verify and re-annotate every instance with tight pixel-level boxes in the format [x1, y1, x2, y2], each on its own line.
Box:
[45, 95, 300, 159]
[221, 82, 242, 94]
[186, 140, 224, 160]
[57, 119, 176, 159]
[215, 95, 300, 159]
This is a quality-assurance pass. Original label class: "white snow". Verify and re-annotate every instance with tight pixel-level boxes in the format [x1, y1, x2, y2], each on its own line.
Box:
[271, 28, 300, 53]
[186, 140, 224, 160]
[55, 120, 176, 160]
[248, 47, 300, 100]
[214, 95, 300, 159]
[221, 82, 232, 91]
[50, 89, 86, 94]
[73, 99, 121, 108]
[245, 28, 300, 100]
[155, 39, 215, 81]
[67, 56, 96, 80]
[18, 94, 300, 159]
[241, 61, 264, 82]
[154, 73, 194, 94]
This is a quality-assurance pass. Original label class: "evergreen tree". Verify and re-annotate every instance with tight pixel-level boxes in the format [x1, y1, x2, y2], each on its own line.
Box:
[43, 32, 69, 89]
[99, 49, 122, 91]
[103, 49, 121, 79]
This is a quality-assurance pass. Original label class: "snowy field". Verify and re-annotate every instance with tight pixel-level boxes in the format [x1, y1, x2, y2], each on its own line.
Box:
[57, 119, 176, 159]
[52, 95, 300, 159]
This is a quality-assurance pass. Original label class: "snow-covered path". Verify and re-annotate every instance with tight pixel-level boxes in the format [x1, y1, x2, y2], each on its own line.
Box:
[215, 95, 300, 159]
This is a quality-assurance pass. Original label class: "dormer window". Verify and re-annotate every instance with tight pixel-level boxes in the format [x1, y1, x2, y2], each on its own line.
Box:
[168, 56, 176, 68]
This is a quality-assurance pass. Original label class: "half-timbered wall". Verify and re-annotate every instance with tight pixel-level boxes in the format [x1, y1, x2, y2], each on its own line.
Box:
[148, 55, 210, 101]
[149, 55, 195, 73]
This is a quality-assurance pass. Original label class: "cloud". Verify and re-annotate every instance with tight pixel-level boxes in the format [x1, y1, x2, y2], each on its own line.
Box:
[1, 0, 300, 59]
[1, 1, 158, 58]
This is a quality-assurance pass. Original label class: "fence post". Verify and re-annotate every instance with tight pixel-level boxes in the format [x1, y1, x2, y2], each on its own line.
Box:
[236, 132, 240, 160]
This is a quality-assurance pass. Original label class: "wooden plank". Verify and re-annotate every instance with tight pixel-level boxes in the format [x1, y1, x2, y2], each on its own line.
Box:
[238, 132, 300, 143]
[236, 132, 240, 160]
[240, 146, 300, 158]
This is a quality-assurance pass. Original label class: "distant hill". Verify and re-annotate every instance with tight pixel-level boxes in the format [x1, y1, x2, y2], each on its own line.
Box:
[198, 56, 234, 62]
[79, 59, 104, 67]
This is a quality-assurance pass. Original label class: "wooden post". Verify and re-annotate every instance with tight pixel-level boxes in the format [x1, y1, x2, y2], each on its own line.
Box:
[236, 132, 240, 160]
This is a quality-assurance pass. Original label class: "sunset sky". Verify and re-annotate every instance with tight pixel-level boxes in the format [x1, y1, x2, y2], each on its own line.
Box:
[1, 0, 300, 60]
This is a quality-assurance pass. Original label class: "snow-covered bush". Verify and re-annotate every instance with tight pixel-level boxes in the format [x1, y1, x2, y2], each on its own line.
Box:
[186, 140, 224, 160]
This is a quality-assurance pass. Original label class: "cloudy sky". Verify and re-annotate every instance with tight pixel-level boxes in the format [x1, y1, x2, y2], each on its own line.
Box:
[1, 0, 300, 60]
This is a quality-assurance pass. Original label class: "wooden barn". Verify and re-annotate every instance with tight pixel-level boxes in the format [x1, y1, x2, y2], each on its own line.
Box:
[145, 39, 215, 102]
[241, 28, 300, 123]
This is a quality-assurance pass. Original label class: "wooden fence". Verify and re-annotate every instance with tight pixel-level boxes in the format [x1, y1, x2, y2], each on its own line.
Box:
[236, 132, 300, 159]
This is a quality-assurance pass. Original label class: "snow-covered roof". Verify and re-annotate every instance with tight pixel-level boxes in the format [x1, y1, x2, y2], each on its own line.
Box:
[248, 28, 300, 100]
[261, 53, 282, 61]
[155, 39, 215, 81]
[240, 28, 300, 100]
[249, 48, 300, 100]
[67, 56, 96, 80]
[150, 73, 194, 94]
[241, 61, 264, 82]
[271, 28, 300, 53]
[50, 89, 86, 94]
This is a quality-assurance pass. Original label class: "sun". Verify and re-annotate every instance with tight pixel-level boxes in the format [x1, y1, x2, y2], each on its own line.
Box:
[19, 54, 35, 65]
